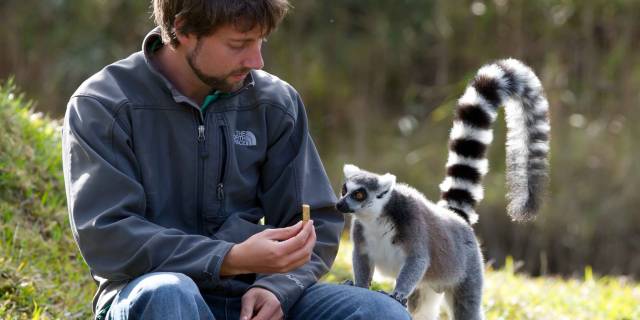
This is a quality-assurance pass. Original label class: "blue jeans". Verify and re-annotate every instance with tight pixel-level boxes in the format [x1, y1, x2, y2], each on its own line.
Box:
[106, 272, 411, 320]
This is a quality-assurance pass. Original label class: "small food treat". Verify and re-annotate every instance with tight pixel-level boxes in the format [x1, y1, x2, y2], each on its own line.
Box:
[302, 204, 311, 222]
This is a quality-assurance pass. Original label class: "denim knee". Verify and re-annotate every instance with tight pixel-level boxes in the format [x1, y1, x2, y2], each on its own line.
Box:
[359, 291, 412, 320]
[130, 272, 200, 299]
[108, 272, 214, 320]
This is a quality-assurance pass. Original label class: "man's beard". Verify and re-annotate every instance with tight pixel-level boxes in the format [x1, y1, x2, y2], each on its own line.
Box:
[187, 39, 250, 92]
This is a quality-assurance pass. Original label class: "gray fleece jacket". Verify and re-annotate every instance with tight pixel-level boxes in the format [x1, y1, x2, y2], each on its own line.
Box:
[61, 28, 344, 316]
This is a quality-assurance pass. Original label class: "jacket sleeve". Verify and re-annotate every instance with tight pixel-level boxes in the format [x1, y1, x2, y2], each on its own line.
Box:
[62, 95, 234, 286]
[249, 93, 345, 314]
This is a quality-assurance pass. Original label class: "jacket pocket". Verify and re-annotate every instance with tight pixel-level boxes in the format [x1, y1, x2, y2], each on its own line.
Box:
[204, 114, 229, 225]
[216, 114, 228, 216]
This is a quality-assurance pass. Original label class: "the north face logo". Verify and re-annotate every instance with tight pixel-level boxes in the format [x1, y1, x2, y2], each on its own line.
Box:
[285, 274, 305, 289]
[233, 130, 257, 146]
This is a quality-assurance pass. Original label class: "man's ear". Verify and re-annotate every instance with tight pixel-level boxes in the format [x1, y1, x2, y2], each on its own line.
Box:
[173, 16, 192, 46]
[343, 164, 360, 179]
[379, 173, 396, 192]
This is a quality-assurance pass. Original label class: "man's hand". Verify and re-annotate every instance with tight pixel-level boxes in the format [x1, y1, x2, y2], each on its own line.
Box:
[220, 220, 316, 275]
[240, 287, 283, 320]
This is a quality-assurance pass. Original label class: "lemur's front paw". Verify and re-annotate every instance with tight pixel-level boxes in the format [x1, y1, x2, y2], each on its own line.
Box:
[375, 290, 408, 307]
[342, 280, 355, 286]
[390, 291, 408, 307]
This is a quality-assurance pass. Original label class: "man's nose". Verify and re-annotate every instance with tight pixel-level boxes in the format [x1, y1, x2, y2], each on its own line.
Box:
[243, 45, 264, 70]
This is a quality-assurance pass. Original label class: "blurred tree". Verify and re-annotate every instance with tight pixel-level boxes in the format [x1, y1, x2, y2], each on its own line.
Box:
[0, 0, 152, 116]
[1, 0, 639, 278]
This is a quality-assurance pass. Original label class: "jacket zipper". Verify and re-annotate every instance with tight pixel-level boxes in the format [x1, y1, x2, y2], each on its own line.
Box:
[216, 114, 228, 214]
[196, 114, 207, 235]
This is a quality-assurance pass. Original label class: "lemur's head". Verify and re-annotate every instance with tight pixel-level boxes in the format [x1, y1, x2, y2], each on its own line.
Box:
[336, 164, 396, 218]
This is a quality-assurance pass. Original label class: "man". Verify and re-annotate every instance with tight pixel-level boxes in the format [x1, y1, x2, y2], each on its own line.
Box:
[62, 0, 411, 319]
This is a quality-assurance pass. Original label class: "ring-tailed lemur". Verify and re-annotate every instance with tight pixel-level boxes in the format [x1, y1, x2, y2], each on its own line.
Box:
[336, 59, 550, 320]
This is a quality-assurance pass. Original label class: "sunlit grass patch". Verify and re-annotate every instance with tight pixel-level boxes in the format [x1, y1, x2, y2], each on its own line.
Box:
[1, 80, 94, 319]
[325, 239, 640, 320]
[484, 264, 640, 320]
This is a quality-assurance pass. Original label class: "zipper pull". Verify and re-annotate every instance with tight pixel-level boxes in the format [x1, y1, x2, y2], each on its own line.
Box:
[197, 125, 205, 142]
[217, 183, 224, 200]
[197, 125, 209, 158]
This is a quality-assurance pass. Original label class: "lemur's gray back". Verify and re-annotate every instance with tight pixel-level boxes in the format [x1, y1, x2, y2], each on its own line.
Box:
[438, 59, 550, 224]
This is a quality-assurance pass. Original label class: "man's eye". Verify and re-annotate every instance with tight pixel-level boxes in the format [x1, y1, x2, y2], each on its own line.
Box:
[341, 184, 347, 196]
[229, 43, 245, 50]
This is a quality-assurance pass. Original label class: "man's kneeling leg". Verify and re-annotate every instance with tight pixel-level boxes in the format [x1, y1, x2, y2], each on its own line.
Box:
[289, 283, 412, 320]
[106, 272, 215, 320]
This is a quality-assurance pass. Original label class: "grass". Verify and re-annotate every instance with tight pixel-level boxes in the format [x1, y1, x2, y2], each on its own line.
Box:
[483, 263, 640, 320]
[0, 79, 95, 319]
[1, 79, 639, 319]
[324, 241, 640, 320]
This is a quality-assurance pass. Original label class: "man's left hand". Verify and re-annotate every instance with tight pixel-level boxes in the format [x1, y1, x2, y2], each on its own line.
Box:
[240, 287, 284, 320]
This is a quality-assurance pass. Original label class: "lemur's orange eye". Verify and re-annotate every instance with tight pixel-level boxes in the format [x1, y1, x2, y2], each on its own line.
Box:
[350, 188, 367, 202]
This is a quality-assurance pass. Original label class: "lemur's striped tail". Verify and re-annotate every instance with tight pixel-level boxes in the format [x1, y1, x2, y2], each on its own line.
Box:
[437, 58, 550, 224]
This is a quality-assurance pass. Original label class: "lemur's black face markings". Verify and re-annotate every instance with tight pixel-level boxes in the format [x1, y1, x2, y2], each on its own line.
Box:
[350, 188, 367, 202]
[376, 189, 390, 199]
[336, 199, 352, 213]
[353, 177, 379, 190]
[337, 182, 374, 213]
[337, 183, 355, 213]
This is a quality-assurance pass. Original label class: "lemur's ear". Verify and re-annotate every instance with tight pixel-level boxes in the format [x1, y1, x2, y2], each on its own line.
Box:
[343, 164, 360, 178]
[379, 173, 396, 191]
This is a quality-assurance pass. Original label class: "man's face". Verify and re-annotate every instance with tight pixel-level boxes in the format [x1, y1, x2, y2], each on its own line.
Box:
[184, 24, 265, 92]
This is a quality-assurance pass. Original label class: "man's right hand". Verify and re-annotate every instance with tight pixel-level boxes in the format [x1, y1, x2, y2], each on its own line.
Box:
[220, 220, 316, 275]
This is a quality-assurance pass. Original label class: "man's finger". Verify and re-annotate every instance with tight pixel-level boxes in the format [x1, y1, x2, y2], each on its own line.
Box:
[278, 220, 313, 252]
[250, 299, 280, 320]
[281, 225, 316, 264]
[240, 293, 257, 320]
[288, 230, 317, 269]
[263, 221, 303, 241]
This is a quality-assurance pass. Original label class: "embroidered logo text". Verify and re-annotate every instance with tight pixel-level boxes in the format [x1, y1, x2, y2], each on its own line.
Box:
[233, 130, 257, 146]
[286, 274, 305, 289]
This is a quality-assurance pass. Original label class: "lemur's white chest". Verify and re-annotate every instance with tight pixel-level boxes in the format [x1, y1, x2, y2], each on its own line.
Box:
[357, 218, 406, 278]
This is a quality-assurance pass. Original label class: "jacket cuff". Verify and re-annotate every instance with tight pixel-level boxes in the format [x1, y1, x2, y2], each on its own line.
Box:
[250, 273, 308, 315]
[203, 241, 235, 284]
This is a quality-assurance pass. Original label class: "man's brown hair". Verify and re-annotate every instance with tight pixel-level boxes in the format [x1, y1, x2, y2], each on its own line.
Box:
[153, 0, 290, 47]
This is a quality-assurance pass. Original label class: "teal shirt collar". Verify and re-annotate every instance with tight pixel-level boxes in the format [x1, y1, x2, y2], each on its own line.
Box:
[201, 91, 230, 113]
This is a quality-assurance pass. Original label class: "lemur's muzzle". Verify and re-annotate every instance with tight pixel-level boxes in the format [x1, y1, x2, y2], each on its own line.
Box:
[335, 200, 353, 213]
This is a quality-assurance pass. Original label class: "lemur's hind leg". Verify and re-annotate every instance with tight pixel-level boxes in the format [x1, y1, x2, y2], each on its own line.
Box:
[409, 283, 444, 320]
[444, 273, 483, 320]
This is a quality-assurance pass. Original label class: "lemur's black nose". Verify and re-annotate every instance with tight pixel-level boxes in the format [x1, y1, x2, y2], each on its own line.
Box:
[336, 200, 353, 213]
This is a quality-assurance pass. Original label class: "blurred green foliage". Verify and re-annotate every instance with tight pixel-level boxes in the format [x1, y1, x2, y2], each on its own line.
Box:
[0, 80, 94, 318]
[1, 0, 640, 316]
